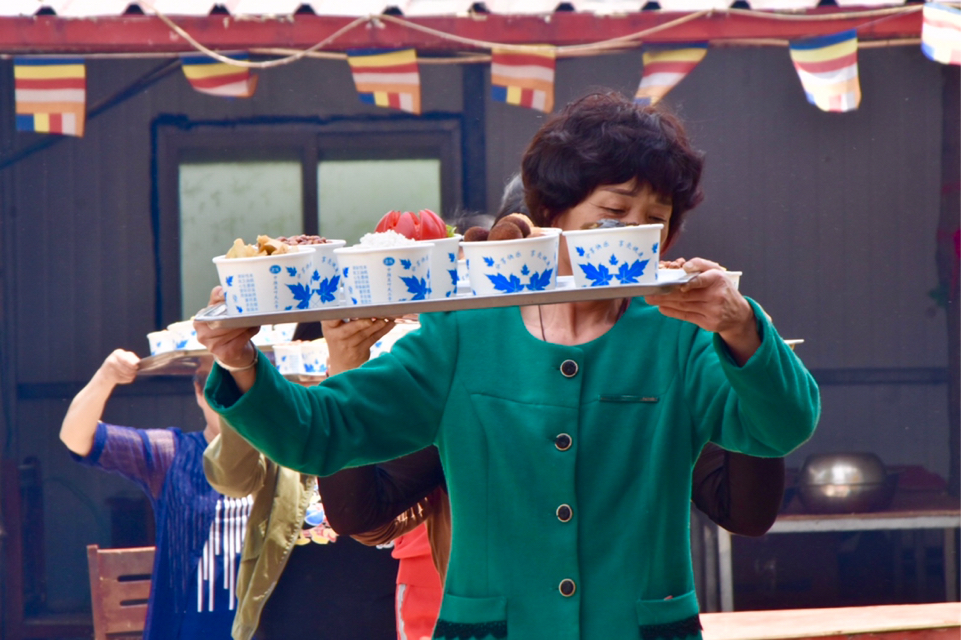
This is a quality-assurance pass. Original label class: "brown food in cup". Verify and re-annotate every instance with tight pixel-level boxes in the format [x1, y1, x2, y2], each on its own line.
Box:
[501, 213, 533, 237]
[278, 234, 330, 246]
[463, 226, 490, 242]
[488, 221, 524, 241]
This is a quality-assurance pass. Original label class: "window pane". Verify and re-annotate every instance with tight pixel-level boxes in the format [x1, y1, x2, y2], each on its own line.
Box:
[318, 159, 441, 245]
[179, 161, 302, 319]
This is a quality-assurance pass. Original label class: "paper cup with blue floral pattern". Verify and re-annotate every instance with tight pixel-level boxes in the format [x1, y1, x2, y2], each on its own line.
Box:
[300, 339, 329, 376]
[461, 229, 559, 296]
[419, 235, 462, 299]
[272, 342, 303, 375]
[166, 320, 203, 350]
[334, 244, 434, 305]
[147, 330, 176, 355]
[213, 246, 326, 316]
[562, 224, 663, 288]
[300, 240, 346, 306]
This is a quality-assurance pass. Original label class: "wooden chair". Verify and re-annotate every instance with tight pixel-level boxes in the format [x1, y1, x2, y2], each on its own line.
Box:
[85, 544, 155, 640]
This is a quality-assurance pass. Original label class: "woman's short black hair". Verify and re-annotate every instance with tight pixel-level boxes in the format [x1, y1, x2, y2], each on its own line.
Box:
[521, 91, 705, 247]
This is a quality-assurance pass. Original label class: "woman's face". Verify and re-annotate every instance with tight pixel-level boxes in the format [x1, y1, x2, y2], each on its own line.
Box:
[553, 180, 673, 275]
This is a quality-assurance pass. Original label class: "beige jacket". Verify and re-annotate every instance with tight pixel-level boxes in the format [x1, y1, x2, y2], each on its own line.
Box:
[203, 421, 314, 640]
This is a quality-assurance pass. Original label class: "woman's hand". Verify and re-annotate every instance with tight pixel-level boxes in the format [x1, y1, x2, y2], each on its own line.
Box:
[60, 349, 141, 456]
[644, 258, 760, 365]
[193, 287, 261, 371]
[323, 317, 396, 376]
[98, 349, 140, 386]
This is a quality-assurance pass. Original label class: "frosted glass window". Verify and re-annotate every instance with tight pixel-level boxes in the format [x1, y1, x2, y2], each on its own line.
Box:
[179, 161, 302, 318]
[318, 159, 441, 245]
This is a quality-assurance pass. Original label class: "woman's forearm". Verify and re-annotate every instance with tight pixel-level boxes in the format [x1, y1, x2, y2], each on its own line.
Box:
[320, 447, 444, 535]
[59, 370, 116, 456]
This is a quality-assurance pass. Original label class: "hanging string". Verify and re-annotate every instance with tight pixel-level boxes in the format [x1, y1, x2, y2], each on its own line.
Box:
[373, 10, 713, 54]
[3, 4, 930, 66]
[135, 3, 929, 69]
[139, 0, 369, 69]
[725, 4, 924, 22]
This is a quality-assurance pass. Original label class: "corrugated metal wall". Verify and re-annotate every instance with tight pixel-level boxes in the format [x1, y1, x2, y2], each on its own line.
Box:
[0, 45, 953, 611]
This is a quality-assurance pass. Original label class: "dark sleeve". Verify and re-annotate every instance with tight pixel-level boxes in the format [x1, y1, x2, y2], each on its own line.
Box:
[691, 443, 786, 537]
[318, 446, 445, 536]
[71, 422, 177, 501]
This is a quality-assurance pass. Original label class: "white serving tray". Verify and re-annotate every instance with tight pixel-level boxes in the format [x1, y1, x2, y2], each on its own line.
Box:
[194, 270, 695, 329]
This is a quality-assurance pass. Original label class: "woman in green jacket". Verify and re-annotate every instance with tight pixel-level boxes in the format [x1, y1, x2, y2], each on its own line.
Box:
[196, 91, 820, 640]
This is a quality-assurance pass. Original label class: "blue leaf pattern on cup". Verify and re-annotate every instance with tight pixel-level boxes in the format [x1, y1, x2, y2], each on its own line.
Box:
[286, 266, 297, 277]
[578, 263, 613, 287]
[615, 259, 650, 284]
[521, 265, 530, 276]
[487, 273, 525, 293]
[576, 246, 585, 257]
[225, 276, 234, 286]
[609, 255, 619, 266]
[400, 276, 430, 300]
[311, 270, 321, 282]
[316, 275, 340, 304]
[401, 258, 412, 270]
[483, 256, 495, 267]
[652, 242, 659, 254]
[286, 282, 314, 309]
[527, 268, 553, 291]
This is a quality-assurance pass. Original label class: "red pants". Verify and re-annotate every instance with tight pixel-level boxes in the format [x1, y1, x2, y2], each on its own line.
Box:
[395, 582, 442, 640]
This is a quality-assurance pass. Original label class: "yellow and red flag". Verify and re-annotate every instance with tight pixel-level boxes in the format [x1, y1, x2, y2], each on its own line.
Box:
[14, 57, 86, 137]
[347, 49, 422, 114]
[181, 53, 258, 98]
[789, 30, 861, 113]
[490, 47, 556, 113]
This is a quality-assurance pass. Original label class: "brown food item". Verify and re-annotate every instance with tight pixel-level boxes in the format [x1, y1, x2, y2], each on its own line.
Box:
[256, 235, 290, 255]
[501, 213, 533, 237]
[463, 226, 490, 242]
[278, 234, 329, 246]
[223, 235, 297, 259]
[659, 258, 686, 270]
[488, 221, 524, 241]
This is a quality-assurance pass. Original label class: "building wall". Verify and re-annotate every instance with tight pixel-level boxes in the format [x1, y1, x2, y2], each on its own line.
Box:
[0, 44, 952, 611]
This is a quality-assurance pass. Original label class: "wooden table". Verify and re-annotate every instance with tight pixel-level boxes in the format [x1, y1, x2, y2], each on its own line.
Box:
[713, 490, 961, 612]
[701, 602, 961, 639]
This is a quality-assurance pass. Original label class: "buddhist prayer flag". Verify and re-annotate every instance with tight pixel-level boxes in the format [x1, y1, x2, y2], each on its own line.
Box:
[634, 44, 707, 105]
[14, 57, 86, 137]
[490, 47, 556, 113]
[347, 49, 421, 114]
[789, 30, 861, 113]
[922, 2, 961, 65]
[181, 53, 258, 98]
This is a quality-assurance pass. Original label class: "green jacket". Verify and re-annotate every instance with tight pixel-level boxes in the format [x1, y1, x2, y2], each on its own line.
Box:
[202, 421, 314, 640]
[208, 299, 820, 640]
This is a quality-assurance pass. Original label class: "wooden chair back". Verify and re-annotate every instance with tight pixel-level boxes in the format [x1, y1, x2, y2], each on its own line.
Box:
[85, 544, 155, 640]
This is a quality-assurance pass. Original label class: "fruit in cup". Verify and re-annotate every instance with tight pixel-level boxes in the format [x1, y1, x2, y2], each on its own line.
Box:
[463, 226, 490, 242]
[375, 209, 449, 241]
[464, 212, 542, 242]
[487, 221, 524, 241]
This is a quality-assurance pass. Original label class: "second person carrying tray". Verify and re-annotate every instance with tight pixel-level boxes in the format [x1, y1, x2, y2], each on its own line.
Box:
[194, 271, 696, 329]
